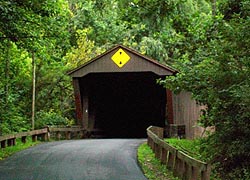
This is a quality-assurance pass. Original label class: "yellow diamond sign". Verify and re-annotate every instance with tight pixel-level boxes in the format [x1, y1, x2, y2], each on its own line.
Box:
[111, 48, 131, 68]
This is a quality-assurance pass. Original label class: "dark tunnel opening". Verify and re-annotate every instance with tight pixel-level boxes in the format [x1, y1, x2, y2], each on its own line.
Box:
[84, 72, 166, 138]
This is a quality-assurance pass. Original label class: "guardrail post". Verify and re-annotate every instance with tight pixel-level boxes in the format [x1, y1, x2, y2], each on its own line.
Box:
[56, 132, 61, 140]
[167, 151, 175, 169]
[147, 126, 211, 180]
[7, 138, 15, 147]
[7, 139, 11, 146]
[13, 138, 16, 146]
[174, 157, 180, 177]
[1, 140, 6, 148]
[147, 136, 151, 147]
[79, 130, 84, 139]
[160, 147, 167, 164]
[32, 135, 37, 142]
[191, 166, 199, 180]
[66, 131, 71, 140]
[46, 127, 50, 141]
[180, 161, 186, 179]
[152, 141, 156, 152]
[22, 136, 27, 143]
[44, 133, 49, 141]
[40, 133, 48, 141]
[201, 164, 211, 180]
[185, 163, 192, 180]
[155, 144, 160, 159]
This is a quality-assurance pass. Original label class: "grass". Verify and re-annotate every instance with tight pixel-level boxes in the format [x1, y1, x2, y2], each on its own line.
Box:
[165, 138, 207, 162]
[0, 137, 41, 160]
[137, 143, 180, 180]
[165, 138, 222, 180]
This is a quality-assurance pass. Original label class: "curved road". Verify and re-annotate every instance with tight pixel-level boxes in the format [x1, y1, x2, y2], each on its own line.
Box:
[0, 139, 147, 180]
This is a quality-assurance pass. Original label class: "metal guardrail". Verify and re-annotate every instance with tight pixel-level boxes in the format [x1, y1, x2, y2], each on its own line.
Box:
[147, 126, 211, 180]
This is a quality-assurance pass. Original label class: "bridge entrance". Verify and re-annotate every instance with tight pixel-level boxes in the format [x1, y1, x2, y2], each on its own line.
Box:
[68, 45, 177, 138]
[85, 72, 165, 138]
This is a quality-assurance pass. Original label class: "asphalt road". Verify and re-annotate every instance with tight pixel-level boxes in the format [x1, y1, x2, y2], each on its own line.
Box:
[0, 139, 148, 180]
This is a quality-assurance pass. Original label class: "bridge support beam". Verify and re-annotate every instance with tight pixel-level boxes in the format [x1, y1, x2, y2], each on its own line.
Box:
[73, 78, 83, 126]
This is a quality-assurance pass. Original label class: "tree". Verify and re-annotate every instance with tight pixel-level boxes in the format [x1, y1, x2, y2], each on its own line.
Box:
[159, 0, 250, 178]
[64, 29, 103, 68]
[0, 0, 72, 133]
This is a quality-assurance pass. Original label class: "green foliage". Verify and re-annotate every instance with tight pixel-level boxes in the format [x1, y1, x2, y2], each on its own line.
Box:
[160, 1, 250, 178]
[35, 110, 73, 129]
[166, 138, 222, 180]
[1, 1, 249, 178]
[0, 41, 32, 134]
[0, 0, 72, 134]
[137, 143, 179, 180]
[64, 28, 104, 68]
[0, 137, 41, 160]
[166, 138, 206, 161]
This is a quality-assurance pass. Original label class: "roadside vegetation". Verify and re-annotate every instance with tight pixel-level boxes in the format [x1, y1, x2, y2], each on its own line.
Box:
[138, 143, 179, 180]
[1, 0, 249, 178]
[166, 138, 222, 180]
[0, 137, 41, 160]
[166, 138, 205, 161]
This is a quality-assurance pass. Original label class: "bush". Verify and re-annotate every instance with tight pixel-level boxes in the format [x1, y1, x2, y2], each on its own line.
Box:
[0, 111, 30, 135]
[35, 110, 73, 129]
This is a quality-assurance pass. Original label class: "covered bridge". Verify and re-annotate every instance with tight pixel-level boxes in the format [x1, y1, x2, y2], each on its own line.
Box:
[68, 45, 204, 138]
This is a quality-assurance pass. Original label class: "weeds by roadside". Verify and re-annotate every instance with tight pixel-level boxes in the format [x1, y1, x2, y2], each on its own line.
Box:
[0, 137, 41, 160]
[137, 143, 180, 180]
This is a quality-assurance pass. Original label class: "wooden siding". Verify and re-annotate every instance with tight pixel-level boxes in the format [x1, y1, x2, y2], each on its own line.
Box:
[72, 78, 83, 125]
[69, 46, 175, 77]
[172, 91, 206, 139]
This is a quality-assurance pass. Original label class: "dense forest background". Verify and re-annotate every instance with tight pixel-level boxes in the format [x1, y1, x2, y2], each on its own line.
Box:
[0, 0, 249, 179]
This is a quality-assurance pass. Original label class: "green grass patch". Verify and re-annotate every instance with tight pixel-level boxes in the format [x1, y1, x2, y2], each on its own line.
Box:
[165, 138, 207, 162]
[137, 143, 180, 180]
[165, 138, 221, 180]
[0, 137, 41, 160]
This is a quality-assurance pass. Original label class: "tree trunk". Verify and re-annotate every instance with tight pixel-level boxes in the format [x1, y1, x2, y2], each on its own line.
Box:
[32, 52, 36, 130]
[5, 41, 10, 106]
[211, 0, 216, 16]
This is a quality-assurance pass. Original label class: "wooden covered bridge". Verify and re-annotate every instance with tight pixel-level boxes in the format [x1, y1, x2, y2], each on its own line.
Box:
[68, 45, 205, 138]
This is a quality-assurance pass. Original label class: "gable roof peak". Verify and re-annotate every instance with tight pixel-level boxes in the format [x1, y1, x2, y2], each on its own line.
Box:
[68, 44, 178, 77]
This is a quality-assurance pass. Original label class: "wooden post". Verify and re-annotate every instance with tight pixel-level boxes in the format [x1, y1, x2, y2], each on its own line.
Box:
[66, 131, 71, 140]
[7, 139, 13, 146]
[185, 163, 192, 180]
[179, 161, 186, 179]
[161, 148, 167, 164]
[201, 164, 211, 180]
[166, 90, 174, 124]
[191, 166, 199, 180]
[31, 51, 36, 130]
[148, 137, 153, 149]
[73, 78, 83, 126]
[1, 140, 6, 148]
[13, 138, 16, 146]
[32, 135, 37, 142]
[79, 130, 85, 139]
[40, 133, 48, 141]
[155, 144, 161, 159]
[211, 0, 216, 16]
[22, 136, 27, 143]
[174, 157, 181, 177]
[56, 132, 61, 140]
[167, 151, 175, 169]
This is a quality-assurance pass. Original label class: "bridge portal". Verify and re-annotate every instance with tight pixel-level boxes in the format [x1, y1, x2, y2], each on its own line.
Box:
[68, 45, 177, 138]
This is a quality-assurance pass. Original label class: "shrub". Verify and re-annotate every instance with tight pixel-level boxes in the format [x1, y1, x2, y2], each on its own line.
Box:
[35, 110, 73, 129]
